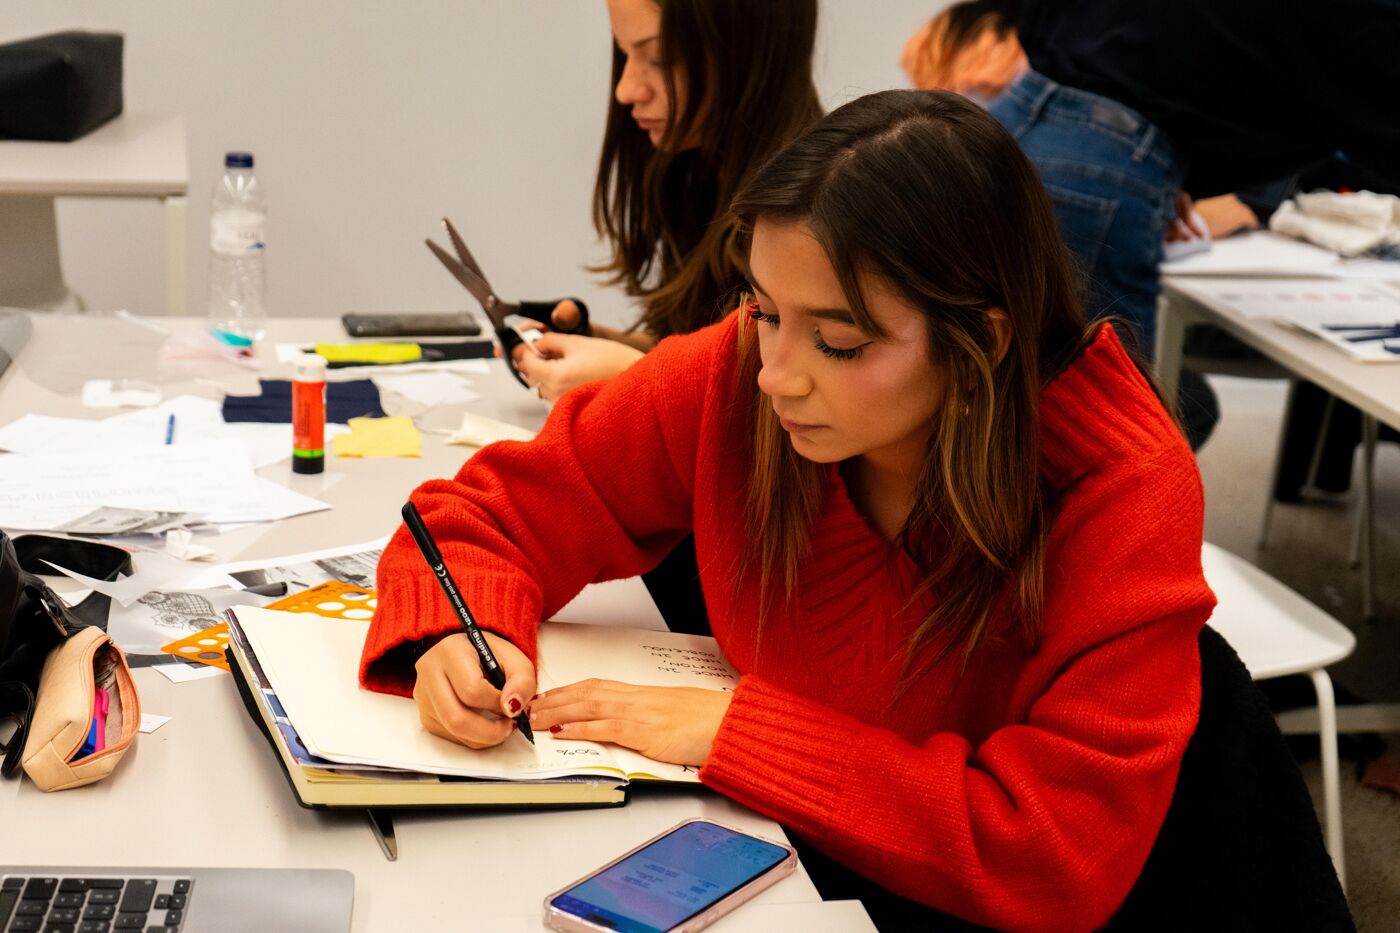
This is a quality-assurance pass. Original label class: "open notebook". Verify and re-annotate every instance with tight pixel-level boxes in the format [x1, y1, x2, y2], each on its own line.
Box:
[226, 606, 738, 808]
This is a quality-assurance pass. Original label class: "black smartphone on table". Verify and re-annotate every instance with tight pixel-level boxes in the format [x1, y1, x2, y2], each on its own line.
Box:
[341, 312, 482, 338]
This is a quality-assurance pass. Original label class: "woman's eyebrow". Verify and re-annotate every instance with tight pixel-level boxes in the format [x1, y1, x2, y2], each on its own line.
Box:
[748, 274, 857, 325]
[631, 34, 660, 53]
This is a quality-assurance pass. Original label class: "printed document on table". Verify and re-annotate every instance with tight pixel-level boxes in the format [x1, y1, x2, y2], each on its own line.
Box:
[0, 440, 329, 530]
[0, 395, 348, 470]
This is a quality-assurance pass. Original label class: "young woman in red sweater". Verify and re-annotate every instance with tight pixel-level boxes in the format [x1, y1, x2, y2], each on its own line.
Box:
[361, 91, 1215, 932]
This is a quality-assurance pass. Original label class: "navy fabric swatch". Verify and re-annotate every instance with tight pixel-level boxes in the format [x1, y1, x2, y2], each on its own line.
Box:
[222, 379, 386, 425]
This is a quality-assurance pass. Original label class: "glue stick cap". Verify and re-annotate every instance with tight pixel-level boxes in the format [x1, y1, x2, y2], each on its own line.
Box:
[294, 353, 327, 382]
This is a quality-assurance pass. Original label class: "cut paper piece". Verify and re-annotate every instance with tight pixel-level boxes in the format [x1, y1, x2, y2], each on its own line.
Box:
[165, 528, 216, 562]
[43, 549, 242, 608]
[81, 379, 162, 409]
[264, 580, 377, 621]
[331, 416, 422, 458]
[151, 662, 226, 683]
[160, 622, 232, 671]
[372, 371, 481, 408]
[138, 713, 172, 734]
[442, 411, 537, 448]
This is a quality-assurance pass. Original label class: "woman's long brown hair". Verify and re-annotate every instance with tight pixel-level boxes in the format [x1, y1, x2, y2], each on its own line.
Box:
[593, 0, 822, 339]
[732, 90, 1096, 675]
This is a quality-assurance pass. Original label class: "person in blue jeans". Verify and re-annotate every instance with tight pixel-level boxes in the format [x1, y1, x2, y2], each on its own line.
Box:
[989, 0, 1399, 450]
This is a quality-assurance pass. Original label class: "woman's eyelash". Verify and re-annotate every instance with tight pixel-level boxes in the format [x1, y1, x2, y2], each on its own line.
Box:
[747, 299, 865, 360]
[746, 302, 779, 327]
[815, 336, 863, 361]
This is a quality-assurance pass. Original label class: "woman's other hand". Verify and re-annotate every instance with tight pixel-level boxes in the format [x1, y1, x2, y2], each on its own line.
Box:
[514, 332, 646, 401]
[1195, 193, 1260, 239]
[529, 680, 733, 766]
[413, 632, 537, 749]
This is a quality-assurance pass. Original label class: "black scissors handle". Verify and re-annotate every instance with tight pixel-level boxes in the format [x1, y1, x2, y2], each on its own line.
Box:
[517, 299, 591, 337]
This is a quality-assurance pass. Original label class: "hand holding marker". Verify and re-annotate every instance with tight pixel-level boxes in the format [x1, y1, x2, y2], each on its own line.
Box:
[400, 501, 535, 744]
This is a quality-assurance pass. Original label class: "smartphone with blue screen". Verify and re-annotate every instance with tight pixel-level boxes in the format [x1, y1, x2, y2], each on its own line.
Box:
[543, 819, 797, 933]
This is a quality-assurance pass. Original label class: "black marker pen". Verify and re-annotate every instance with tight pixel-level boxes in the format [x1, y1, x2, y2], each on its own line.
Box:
[400, 501, 534, 744]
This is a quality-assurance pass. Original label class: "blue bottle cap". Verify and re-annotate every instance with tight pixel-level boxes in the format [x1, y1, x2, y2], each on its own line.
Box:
[224, 151, 254, 169]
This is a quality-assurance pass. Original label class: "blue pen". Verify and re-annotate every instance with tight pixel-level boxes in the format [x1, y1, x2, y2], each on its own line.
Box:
[164, 413, 176, 445]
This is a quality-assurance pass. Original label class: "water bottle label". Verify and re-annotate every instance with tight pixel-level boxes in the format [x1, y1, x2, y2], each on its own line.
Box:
[211, 211, 266, 256]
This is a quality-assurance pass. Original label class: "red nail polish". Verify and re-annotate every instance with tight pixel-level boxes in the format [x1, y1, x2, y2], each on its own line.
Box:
[508, 697, 522, 714]
[549, 725, 563, 734]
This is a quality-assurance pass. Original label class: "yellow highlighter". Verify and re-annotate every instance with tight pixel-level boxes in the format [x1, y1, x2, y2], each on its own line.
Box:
[313, 342, 423, 365]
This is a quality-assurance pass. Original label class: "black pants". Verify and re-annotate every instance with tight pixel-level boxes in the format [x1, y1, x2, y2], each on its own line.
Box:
[641, 535, 711, 636]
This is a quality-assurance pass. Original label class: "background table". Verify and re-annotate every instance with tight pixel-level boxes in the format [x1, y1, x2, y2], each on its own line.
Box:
[0, 115, 188, 314]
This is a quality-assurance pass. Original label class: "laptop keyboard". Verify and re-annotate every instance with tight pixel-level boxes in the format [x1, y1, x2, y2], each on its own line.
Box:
[0, 875, 193, 933]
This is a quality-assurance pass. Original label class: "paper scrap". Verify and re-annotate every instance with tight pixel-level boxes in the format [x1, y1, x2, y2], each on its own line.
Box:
[151, 662, 226, 683]
[43, 548, 243, 608]
[138, 713, 172, 734]
[81, 379, 162, 409]
[331, 416, 422, 458]
[443, 411, 537, 447]
[165, 528, 216, 562]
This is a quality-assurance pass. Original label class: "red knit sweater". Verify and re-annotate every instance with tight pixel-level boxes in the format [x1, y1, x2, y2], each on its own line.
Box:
[360, 314, 1215, 933]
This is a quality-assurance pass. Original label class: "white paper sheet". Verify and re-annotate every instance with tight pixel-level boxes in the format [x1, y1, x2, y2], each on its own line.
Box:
[1163, 231, 1398, 279]
[151, 662, 227, 683]
[0, 397, 349, 470]
[0, 440, 330, 531]
[1182, 279, 1400, 323]
[139, 713, 172, 733]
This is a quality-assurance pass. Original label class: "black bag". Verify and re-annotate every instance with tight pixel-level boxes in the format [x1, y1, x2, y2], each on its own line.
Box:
[0, 532, 131, 777]
[0, 31, 124, 142]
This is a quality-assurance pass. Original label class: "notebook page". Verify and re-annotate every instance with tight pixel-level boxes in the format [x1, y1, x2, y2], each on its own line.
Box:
[233, 607, 629, 781]
[536, 622, 738, 782]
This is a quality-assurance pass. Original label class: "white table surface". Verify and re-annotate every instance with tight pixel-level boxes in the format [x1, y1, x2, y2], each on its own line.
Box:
[1160, 276, 1400, 433]
[0, 113, 188, 198]
[0, 312, 855, 932]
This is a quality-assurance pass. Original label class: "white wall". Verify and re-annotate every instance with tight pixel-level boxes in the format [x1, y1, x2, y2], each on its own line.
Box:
[3, 1, 942, 329]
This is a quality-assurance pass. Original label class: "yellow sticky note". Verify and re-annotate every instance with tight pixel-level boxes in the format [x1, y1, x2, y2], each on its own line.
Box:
[313, 343, 422, 364]
[331, 416, 422, 458]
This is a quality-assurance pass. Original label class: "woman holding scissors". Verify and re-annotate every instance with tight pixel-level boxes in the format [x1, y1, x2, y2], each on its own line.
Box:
[511, 0, 822, 401]
[363, 91, 1216, 930]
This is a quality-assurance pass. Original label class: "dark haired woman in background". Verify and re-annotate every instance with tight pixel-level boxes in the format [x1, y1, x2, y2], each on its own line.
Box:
[516, 0, 821, 635]
[363, 91, 1215, 931]
[513, 0, 822, 399]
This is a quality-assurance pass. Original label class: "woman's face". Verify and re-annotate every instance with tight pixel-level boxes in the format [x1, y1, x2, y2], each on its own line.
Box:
[748, 218, 945, 476]
[607, 0, 681, 147]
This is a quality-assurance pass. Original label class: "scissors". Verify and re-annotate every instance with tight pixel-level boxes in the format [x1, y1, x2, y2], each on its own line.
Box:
[426, 217, 591, 388]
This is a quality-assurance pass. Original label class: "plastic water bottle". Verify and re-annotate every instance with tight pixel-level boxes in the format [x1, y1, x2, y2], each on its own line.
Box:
[207, 151, 268, 345]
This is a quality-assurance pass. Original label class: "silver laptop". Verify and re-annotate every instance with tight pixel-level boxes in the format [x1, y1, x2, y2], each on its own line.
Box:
[0, 866, 352, 933]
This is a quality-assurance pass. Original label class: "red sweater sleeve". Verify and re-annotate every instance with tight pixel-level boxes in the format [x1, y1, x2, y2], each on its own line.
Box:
[700, 449, 1215, 933]
[359, 318, 735, 695]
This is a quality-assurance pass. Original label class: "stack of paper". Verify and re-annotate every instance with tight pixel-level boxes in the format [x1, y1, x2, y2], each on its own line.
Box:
[0, 438, 330, 531]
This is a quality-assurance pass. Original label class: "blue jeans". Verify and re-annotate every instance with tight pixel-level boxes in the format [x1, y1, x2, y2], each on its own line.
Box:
[990, 70, 1183, 354]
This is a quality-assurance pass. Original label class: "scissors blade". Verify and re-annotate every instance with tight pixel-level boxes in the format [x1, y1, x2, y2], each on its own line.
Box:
[443, 219, 492, 287]
[425, 238, 508, 327]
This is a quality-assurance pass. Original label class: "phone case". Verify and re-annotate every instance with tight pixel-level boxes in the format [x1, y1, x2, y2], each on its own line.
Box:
[542, 819, 797, 933]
